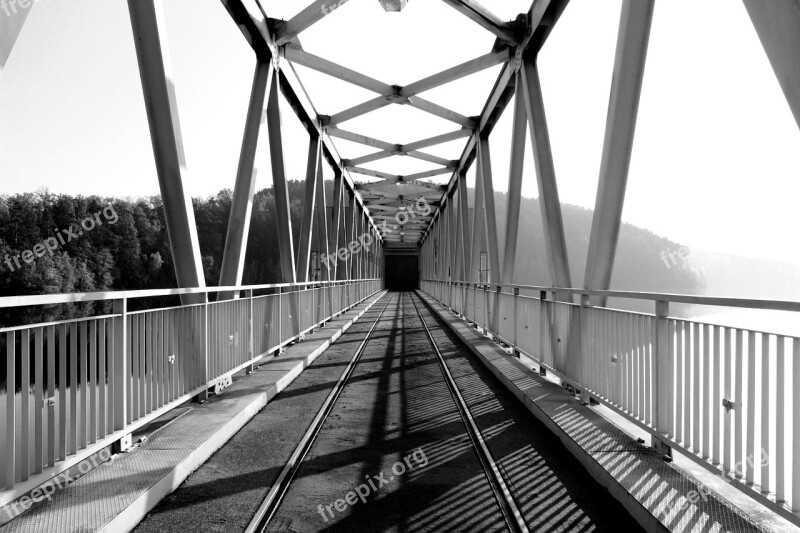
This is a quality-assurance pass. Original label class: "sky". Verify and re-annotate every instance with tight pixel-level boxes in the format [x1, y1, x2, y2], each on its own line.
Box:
[1, 0, 799, 267]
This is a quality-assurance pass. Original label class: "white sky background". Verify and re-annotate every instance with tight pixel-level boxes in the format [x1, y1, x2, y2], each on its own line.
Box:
[1, 0, 799, 266]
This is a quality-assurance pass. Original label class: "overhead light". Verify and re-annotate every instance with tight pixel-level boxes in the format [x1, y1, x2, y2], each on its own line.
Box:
[378, 0, 407, 12]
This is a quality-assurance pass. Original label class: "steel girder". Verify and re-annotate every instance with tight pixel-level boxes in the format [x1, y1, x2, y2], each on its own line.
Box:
[127, 0, 207, 305]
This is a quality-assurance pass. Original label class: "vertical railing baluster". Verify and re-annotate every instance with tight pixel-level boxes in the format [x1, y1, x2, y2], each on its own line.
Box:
[746, 331, 756, 484]
[761, 333, 770, 492]
[90, 321, 98, 445]
[21, 329, 30, 480]
[792, 339, 800, 512]
[98, 320, 106, 439]
[132, 315, 139, 422]
[653, 300, 670, 455]
[712, 325, 721, 465]
[692, 322, 701, 454]
[776, 336, 786, 503]
[5, 332, 16, 489]
[35, 327, 44, 474]
[69, 322, 77, 454]
[112, 298, 128, 432]
[735, 329, 744, 476]
[47, 325, 56, 467]
[667, 319, 675, 436]
[79, 321, 88, 450]
[723, 327, 732, 475]
[58, 324, 67, 462]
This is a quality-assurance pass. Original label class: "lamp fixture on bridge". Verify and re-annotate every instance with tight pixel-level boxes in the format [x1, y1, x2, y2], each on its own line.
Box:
[378, 0, 408, 12]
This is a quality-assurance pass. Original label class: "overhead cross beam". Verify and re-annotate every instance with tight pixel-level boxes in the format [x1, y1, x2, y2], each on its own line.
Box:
[438, 0, 519, 44]
[355, 179, 446, 192]
[288, 44, 509, 127]
[274, 0, 354, 46]
[329, 127, 465, 168]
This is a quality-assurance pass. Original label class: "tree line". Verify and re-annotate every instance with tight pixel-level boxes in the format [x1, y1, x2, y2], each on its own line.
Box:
[0, 185, 704, 325]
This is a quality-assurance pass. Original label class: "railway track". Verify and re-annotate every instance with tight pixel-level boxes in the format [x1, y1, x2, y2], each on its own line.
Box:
[246, 291, 530, 533]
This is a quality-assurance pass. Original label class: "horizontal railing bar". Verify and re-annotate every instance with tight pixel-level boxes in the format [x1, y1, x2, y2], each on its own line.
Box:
[0, 279, 381, 309]
[0, 314, 120, 334]
[670, 316, 800, 342]
[424, 279, 800, 313]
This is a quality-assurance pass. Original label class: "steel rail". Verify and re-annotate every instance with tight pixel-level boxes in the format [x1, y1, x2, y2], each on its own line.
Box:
[408, 292, 530, 533]
[245, 292, 396, 533]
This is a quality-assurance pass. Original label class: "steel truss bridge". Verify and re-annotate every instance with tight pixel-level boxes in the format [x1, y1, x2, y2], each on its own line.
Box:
[2, 0, 800, 532]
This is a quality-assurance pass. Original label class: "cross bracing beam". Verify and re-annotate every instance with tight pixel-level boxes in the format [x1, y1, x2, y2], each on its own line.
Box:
[374, 216, 431, 222]
[283, 45, 393, 94]
[407, 151, 459, 167]
[219, 0, 271, 58]
[366, 198, 442, 209]
[297, 133, 323, 282]
[329, 169, 344, 280]
[343, 130, 469, 168]
[224, 0, 575, 252]
[372, 213, 432, 221]
[400, 48, 513, 97]
[313, 154, 330, 282]
[219, 61, 273, 299]
[222, 1, 385, 241]
[404, 168, 455, 180]
[522, 60, 572, 297]
[406, 97, 476, 128]
[329, 97, 393, 127]
[347, 167, 399, 181]
[584, 0, 655, 305]
[500, 71, 526, 286]
[361, 190, 438, 202]
[330, 127, 464, 170]
[128, 0, 207, 305]
[421, 0, 570, 242]
[293, 46, 505, 126]
[402, 128, 473, 152]
[743, 0, 800, 132]
[355, 178, 447, 192]
[273, 0, 353, 46]
[438, 0, 520, 45]
[326, 127, 398, 152]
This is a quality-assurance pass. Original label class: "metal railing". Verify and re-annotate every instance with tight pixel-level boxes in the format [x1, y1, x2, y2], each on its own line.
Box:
[421, 279, 800, 525]
[0, 279, 382, 505]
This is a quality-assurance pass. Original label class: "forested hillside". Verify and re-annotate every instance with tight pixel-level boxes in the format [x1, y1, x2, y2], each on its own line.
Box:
[0, 185, 708, 323]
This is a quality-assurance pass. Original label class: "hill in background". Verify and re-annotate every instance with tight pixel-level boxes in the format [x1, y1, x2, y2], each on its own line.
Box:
[1, 186, 796, 323]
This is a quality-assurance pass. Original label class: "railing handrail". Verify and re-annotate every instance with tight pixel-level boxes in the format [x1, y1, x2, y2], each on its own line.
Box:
[0, 278, 383, 309]
[422, 279, 800, 313]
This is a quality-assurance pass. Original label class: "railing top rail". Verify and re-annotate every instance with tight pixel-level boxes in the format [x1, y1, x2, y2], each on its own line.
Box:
[0, 279, 381, 309]
[424, 279, 800, 313]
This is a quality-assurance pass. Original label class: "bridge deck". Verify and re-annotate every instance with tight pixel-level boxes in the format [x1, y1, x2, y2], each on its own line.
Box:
[0, 292, 775, 532]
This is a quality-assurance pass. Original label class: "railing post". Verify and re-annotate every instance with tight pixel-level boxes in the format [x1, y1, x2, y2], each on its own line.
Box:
[579, 294, 592, 402]
[493, 284, 501, 335]
[278, 287, 283, 352]
[196, 300, 209, 403]
[653, 299, 672, 458]
[112, 298, 128, 431]
[247, 289, 255, 374]
[539, 290, 548, 376]
[513, 287, 520, 358]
